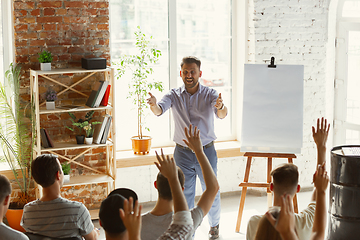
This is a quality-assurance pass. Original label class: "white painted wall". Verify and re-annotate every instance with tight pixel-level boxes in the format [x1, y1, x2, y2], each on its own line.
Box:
[116, 0, 338, 203]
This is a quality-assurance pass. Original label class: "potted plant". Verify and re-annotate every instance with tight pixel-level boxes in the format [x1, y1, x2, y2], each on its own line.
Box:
[66, 111, 100, 144]
[44, 89, 57, 110]
[116, 26, 164, 154]
[61, 162, 71, 183]
[38, 50, 53, 71]
[83, 122, 100, 144]
[0, 63, 36, 232]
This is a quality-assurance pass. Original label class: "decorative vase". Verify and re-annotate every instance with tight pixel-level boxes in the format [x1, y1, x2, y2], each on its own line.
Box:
[63, 174, 70, 184]
[85, 137, 93, 145]
[40, 62, 51, 71]
[131, 136, 152, 155]
[46, 101, 55, 110]
[6, 209, 26, 232]
[75, 135, 85, 144]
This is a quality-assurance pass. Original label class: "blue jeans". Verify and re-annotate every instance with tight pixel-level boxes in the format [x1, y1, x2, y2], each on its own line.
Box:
[174, 144, 221, 227]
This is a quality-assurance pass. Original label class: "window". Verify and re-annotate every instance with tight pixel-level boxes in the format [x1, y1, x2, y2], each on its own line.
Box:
[110, 0, 233, 150]
[334, 0, 360, 145]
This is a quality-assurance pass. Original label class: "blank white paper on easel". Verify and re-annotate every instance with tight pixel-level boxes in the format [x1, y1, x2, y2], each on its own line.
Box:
[241, 64, 304, 154]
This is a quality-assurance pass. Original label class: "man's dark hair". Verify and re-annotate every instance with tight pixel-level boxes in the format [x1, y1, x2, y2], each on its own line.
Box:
[156, 167, 185, 200]
[180, 56, 201, 69]
[271, 163, 299, 196]
[99, 194, 126, 237]
[0, 174, 11, 203]
[31, 154, 60, 188]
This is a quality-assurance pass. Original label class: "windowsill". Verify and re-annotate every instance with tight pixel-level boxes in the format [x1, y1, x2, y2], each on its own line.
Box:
[116, 140, 243, 168]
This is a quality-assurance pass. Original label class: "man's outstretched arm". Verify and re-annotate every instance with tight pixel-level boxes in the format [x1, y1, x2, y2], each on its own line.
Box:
[215, 93, 227, 119]
[183, 125, 219, 215]
[147, 92, 162, 116]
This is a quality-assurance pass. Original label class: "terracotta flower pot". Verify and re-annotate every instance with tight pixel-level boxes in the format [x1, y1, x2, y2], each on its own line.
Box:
[6, 209, 26, 232]
[131, 136, 152, 155]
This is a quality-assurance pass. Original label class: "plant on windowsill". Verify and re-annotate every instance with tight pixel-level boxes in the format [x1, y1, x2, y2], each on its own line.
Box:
[66, 111, 101, 144]
[115, 26, 164, 155]
[61, 162, 71, 184]
[0, 63, 36, 232]
[44, 89, 57, 110]
[38, 50, 53, 71]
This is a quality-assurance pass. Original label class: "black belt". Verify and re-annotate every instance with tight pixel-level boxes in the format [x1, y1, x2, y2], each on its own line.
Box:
[176, 141, 214, 152]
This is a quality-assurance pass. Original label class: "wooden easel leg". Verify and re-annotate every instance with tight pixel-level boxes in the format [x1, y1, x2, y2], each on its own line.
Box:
[267, 157, 273, 209]
[235, 156, 252, 232]
[288, 157, 299, 213]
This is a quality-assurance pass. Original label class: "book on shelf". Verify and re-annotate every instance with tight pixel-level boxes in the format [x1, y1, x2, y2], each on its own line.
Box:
[93, 114, 110, 144]
[85, 81, 104, 107]
[100, 115, 112, 144]
[57, 105, 84, 110]
[40, 129, 50, 148]
[43, 128, 54, 148]
[100, 85, 111, 106]
[93, 81, 109, 108]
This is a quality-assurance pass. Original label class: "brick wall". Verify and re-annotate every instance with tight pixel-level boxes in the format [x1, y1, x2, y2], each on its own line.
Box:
[246, 0, 333, 187]
[13, 0, 110, 209]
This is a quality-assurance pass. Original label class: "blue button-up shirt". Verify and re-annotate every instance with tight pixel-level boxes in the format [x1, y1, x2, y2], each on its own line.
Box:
[157, 84, 219, 146]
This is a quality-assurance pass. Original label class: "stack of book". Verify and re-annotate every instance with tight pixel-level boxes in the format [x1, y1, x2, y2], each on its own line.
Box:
[93, 114, 113, 144]
[85, 80, 111, 107]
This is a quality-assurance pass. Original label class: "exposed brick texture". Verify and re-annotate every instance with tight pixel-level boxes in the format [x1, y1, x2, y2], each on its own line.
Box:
[14, 0, 110, 209]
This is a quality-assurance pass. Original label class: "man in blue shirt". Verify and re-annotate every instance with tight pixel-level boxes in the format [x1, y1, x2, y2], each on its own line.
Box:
[147, 56, 228, 239]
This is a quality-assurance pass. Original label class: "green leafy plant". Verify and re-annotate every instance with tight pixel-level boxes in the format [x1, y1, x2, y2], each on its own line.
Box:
[0, 63, 36, 208]
[61, 162, 71, 175]
[38, 50, 53, 63]
[116, 26, 164, 139]
[66, 111, 101, 136]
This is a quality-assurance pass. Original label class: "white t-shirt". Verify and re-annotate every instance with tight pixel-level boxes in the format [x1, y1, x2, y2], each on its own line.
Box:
[0, 222, 29, 240]
[246, 202, 316, 240]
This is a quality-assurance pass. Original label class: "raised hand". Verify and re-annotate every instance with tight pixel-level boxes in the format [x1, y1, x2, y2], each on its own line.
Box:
[265, 195, 298, 240]
[119, 197, 142, 240]
[154, 148, 177, 181]
[147, 92, 157, 107]
[215, 93, 224, 110]
[313, 163, 329, 193]
[312, 117, 330, 149]
[183, 125, 202, 153]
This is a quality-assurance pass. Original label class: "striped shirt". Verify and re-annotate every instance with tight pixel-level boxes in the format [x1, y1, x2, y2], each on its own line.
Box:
[21, 197, 94, 239]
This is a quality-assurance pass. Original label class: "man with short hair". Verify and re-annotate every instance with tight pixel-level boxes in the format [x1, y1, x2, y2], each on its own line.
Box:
[141, 125, 219, 240]
[0, 174, 29, 240]
[21, 154, 99, 240]
[246, 117, 330, 240]
[148, 56, 227, 239]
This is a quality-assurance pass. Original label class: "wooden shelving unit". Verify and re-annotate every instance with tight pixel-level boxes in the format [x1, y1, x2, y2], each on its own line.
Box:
[30, 68, 116, 204]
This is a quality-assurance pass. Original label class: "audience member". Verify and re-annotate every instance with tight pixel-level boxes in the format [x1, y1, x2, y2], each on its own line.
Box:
[248, 117, 330, 240]
[99, 188, 138, 240]
[262, 163, 329, 240]
[0, 174, 29, 240]
[101, 148, 194, 240]
[141, 125, 219, 240]
[21, 154, 99, 240]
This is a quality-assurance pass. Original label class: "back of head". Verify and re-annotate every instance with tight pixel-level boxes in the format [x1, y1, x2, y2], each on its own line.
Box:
[180, 56, 201, 69]
[254, 215, 282, 240]
[99, 194, 126, 237]
[31, 154, 60, 188]
[0, 174, 11, 203]
[271, 163, 299, 196]
[156, 167, 185, 200]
